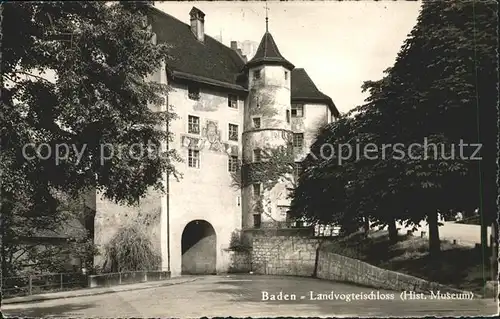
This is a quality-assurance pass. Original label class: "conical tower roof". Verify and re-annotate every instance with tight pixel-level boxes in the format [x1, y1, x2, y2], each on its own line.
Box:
[246, 32, 294, 70]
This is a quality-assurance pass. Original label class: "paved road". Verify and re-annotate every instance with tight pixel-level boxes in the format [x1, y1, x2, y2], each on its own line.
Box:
[396, 221, 491, 247]
[2, 275, 497, 317]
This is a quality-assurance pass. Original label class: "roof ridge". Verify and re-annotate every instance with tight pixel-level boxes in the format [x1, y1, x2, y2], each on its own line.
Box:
[294, 68, 321, 92]
[264, 32, 268, 58]
[149, 6, 189, 27]
[150, 6, 245, 68]
[149, 6, 221, 46]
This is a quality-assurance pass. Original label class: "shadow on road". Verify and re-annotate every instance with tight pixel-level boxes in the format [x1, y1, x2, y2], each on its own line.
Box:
[3, 302, 95, 317]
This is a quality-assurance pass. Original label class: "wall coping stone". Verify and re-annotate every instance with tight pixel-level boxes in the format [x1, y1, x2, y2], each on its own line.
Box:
[318, 249, 479, 297]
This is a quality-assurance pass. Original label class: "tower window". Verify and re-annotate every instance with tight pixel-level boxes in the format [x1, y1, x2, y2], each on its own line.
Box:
[253, 117, 261, 129]
[253, 148, 262, 162]
[228, 94, 238, 108]
[253, 183, 261, 197]
[278, 206, 288, 217]
[188, 86, 200, 100]
[294, 162, 302, 177]
[286, 110, 290, 123]
[228, 155, 238, 172]
[284, 71, 288, 80]
[228, 123, 238, 141]
[253, 70, 261, 80]
[291, 104, 304, 117]
[293, 133, 304, 148]
[188, 149, 200, 168]
[253, 214, 261, 228]
[188, 115, 200, 134]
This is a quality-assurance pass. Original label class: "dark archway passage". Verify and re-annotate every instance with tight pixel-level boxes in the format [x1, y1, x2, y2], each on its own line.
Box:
[181, 220, 216, 274]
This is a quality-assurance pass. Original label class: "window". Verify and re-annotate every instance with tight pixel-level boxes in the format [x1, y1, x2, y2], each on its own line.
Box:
[253, 148, 262, 162]
[228, 94, 238, 108]
[228, 124, 238, 141]
[253, 214, 261, 228]
[188, 115, 200, 134]
[293, 133, 304, 148]
[253, 183, 261, 197]
[253, 117, 261, 129]
[228, 155, 238, 172]
[294, 162, 302, 177]
[253, 70, 261, 80]
[291, 104, 304, 117]
[188, 86, 200, 100]
[188, 149, 200, 168]
[286, 110, 290, 123]
[284, 71, 288, 80]
[278, 206, 288, 217]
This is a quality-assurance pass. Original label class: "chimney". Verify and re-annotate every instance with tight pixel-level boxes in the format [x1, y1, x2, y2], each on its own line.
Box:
[230, 41, 238, 50]
[189, 7, 205, 42]
[237, 49, 247, 63]
[230, 41, 246, 62]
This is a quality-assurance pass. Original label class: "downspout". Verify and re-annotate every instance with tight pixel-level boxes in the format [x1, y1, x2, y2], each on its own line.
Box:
[166, 89, 171, 273]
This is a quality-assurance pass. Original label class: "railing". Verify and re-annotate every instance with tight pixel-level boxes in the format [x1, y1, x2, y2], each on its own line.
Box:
[244, 220, 343, 236]
[88, 270, 170, 288]
[1, 272, 87, 298]
[1, 270, 172, 298]
[314, 224, 341, 237]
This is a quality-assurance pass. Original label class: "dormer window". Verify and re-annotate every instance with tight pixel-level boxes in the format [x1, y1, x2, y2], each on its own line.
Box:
[253, 70, 261, 80]
[188, 85, 200, 100]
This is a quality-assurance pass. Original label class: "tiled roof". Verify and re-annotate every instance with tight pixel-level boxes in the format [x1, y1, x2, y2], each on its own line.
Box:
[291, 68, 339, 117]
[149, 7, 247, 92]
[148, 6, 337, 116]
[246, 32, 294, 70]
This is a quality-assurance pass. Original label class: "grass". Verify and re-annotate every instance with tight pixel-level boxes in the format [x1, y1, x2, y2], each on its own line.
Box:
[324, 230, 491, 294]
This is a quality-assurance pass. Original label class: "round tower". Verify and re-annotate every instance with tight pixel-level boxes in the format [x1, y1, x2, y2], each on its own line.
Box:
[241, 31, 295, 229]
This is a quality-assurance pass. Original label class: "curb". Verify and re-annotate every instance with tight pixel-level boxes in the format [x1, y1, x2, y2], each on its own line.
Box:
[2, 277, 200, 305]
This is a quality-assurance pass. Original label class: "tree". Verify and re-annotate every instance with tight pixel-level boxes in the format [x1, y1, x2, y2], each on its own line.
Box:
[370, 0, 498, 256]
[1, 194, 97, 276]
[1, 1, 180, 278]
[291, 0, 497, 258]
[103, 223, 160, 273]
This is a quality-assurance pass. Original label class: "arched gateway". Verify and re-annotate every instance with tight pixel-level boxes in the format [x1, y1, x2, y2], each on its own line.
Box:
[181, 220, 216, 274]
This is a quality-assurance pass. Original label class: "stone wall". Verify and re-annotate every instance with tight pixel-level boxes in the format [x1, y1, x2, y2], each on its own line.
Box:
[236, 233, 469, 295]
[316, 246, 467, 294]
[226, 250, 252, 273]
[248, 233, 322, 276]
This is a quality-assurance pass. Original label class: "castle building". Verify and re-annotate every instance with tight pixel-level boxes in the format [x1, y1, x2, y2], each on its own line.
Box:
[92, 6, 339, 277]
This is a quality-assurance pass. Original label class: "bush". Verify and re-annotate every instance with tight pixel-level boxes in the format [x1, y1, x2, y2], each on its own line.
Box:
[228, 230, 251, 252]
[103, 224, 160, 272]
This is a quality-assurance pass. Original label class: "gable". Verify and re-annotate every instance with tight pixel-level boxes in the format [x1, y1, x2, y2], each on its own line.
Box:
[291, 68, 339, 117]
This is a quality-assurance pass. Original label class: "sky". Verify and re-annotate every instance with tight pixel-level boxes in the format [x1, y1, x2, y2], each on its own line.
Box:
[156, 1, 422, 114]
